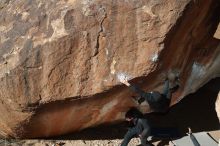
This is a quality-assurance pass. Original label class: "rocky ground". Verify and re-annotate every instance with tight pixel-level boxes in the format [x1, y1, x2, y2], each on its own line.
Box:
[0, 138, 140, 146]
[1, 137, 172, 146]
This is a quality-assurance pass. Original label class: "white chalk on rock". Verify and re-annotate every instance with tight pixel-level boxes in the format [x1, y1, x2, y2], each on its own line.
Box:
[117, 72, 131, 82]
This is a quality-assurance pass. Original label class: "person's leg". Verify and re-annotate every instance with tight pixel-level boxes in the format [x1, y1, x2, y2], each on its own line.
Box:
[162, 80, 171, 100]
[140, 91, 163, 112]
[121, 128, 137, 146]
[133, 93, 156, 105]
[140, 120, 152, 146]
[136, 92, 159, 104]
[140, 137, 152, 146]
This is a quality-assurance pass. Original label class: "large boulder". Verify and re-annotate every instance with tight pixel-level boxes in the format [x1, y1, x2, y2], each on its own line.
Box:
[0, 0, 219, 138]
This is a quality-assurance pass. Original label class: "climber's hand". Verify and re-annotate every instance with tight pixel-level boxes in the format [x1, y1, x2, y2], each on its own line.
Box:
[119, 77, 130, 86]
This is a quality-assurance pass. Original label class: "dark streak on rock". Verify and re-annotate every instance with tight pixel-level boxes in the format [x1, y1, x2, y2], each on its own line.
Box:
[93, 7, 107, 57]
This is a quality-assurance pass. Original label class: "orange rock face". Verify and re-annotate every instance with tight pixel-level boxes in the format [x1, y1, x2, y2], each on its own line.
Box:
[0, 0, 219, 138]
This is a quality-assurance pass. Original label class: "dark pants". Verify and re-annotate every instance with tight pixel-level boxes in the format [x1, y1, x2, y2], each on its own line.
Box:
[130, 80, 171, 112]
[190, 134, 200, 146]
[162, 80, 171, 100]
[143, 80, 171, 112]
[121, 128, 151, 146]
[148, 80, 171, 101]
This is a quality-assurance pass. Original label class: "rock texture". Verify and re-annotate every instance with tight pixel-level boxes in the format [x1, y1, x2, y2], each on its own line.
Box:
[0, 0, 219, 138]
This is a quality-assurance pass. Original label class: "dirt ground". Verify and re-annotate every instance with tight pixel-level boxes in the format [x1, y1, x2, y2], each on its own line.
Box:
[0, 138, 140, 146]
[0, 78, 219, 146]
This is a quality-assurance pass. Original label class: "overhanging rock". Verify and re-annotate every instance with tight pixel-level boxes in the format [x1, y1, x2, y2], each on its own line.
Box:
[0, 0, 219, 138]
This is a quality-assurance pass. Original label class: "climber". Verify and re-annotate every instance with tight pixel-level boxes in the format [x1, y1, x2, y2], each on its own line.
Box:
[119, 74, 179, 113]
[187, 128, 201, 146]
[121, 108, 153, 146]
